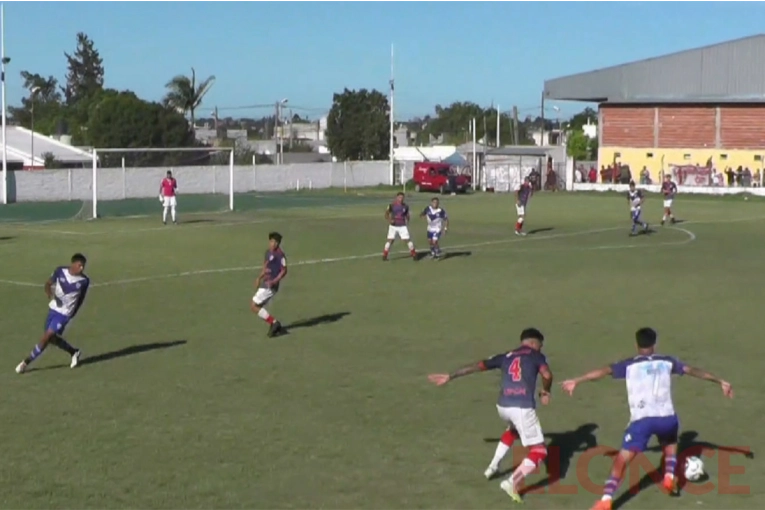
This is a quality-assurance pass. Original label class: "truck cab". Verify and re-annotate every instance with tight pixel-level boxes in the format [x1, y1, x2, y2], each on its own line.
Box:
[412, 162, 472, 194]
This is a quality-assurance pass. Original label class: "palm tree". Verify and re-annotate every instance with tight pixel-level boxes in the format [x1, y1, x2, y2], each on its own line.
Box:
[163, 68, 215, 130]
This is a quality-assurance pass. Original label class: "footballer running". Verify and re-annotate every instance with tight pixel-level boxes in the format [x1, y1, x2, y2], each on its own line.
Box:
[514, 176, 533, 236]
[661, 174, 678, 225]
[627, 181, 649, 236]
[16, 253, 89, 374]
[420, 197, 449, 259]
[251, 232, 287, 338]
[429, 328, 553, 503]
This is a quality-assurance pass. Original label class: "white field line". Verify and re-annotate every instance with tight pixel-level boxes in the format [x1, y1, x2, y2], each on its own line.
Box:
[5, 207, 386, 237]
[0, 215, 759, 290]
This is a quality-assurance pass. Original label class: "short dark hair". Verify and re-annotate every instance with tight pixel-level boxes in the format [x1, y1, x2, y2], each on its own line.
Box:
[629, 180, 636, 186]
[269, 232, 282, 244]
[167, 170, 172, 176]
[635, 327, 657, 348]
[71, 253, 87, 265]
[396, 192, 405, 197]
[520, 327, 544, 343]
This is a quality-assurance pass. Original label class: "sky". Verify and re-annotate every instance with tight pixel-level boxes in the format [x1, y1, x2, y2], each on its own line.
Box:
[5, 2, 765, 121]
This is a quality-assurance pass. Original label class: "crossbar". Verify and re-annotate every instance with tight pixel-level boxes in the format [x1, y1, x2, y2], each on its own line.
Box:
[94, 147, 231, 153]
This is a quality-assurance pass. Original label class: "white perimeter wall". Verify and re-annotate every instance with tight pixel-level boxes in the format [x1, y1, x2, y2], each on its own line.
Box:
[573, 182, 765, 196]
[6, 161, 390, 202]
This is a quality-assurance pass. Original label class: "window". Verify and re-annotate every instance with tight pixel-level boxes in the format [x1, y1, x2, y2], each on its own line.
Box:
[683, 154, 691, 160]
[646, 152, 654, 158]
[720, 154, 728, 160]
[755, 155, 762, 162]
[614, 152, 621, 158]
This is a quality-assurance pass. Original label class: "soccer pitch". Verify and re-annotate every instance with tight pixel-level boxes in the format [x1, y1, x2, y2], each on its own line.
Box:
[0, 190, 762, 509]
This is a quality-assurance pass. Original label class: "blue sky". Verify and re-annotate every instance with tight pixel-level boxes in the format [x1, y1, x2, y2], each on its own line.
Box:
[5, 2, 764, 121]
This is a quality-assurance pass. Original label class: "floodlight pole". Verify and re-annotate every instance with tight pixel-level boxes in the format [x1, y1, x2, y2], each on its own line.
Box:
[1, 4, 8, 205]
[389, 43, 395, 186]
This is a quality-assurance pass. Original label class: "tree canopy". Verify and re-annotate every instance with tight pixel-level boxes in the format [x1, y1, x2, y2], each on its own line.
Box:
[8, 32, 210, 166]
[326, 88, 389, 161]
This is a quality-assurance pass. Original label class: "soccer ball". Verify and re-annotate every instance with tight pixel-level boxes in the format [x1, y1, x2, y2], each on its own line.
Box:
[684, 456, 705, 482]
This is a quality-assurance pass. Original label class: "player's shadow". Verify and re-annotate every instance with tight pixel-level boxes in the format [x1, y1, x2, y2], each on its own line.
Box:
[0, 236, 14, 241]
[282, 312, 350, 333]
[611, 431, 754, 509]
[181, 218, 216, 225]
[441, 251, 471, 260]
[527, 227, 554, 235]
[79, 340, 187, 366]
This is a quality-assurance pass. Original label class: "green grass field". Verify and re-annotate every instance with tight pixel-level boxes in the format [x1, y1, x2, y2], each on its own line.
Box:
[0, 191, 762, 509]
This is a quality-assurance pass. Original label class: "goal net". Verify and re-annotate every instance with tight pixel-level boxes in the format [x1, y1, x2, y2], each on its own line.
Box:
[82, 147, 234, 219]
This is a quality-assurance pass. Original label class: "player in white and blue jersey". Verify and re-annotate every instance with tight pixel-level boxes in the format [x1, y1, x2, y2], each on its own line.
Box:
[420, 197, 449, 259]
[15, 253, 89, 374]
[627, 181, 649, 236]
[561, 327, 734, 510]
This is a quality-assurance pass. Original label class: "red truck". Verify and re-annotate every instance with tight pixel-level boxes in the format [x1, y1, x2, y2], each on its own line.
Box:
[412, 162, 472, 194]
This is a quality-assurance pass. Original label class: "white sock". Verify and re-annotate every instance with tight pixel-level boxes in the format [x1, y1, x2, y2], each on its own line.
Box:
[257, 308, 271, 321]
[407, 241, 415, 252]
[384, 241, 392, 252]
[517, 217, 524, 225]
[171, 206, 177, 222]
[489, 442, 511, 469]
[163, 207, 168, 222]
[662, 214, 667, 221]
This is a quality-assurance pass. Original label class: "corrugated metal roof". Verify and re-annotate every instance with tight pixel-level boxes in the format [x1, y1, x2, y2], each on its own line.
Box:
[486, 146, 556, 157]
[544, 34, 765, 103]
[6, 126, 92, 164]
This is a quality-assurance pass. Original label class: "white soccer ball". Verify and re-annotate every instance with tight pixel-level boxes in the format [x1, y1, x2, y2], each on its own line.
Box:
[684, 456, 705, 482]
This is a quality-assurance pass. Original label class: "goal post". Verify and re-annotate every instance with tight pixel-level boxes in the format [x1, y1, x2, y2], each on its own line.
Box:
[87, 147, 234, 220]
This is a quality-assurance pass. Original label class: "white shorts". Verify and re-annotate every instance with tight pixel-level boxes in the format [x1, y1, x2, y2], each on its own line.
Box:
[663, 199, 673, 208]
[162, 196, 177, 207]
[252, 288, 277, 306]
[516, 204, 525, 216]
[496, 405, 544, 447]
[387, 225, 410, 240]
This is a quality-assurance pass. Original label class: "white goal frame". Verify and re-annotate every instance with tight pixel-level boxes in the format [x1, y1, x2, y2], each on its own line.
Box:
[90, 147, 234, 220]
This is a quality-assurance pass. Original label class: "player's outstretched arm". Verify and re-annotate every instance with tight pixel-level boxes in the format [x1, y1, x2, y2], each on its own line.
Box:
[428, 356, 501, 386]
[560, 366, 612, 395]
[683, 365, 734, 397]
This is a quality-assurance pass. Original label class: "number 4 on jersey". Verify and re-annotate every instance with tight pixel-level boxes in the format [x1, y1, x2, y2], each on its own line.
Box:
[508, 357, 522, 382]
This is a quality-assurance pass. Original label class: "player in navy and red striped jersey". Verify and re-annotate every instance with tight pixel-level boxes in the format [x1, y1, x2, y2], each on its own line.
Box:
[661, 174, 678, 226]
[383, 192, 417, 261]
[515, 177, 533, 236]
[251, 232, 287, 337]
[428, 328, 553, 503]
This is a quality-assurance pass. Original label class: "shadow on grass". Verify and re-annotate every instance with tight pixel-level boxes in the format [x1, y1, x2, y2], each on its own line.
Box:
[181, 218, 216, 225]
[80, 340, 187, 366]
[0, 236, 15, 241]
[441, 251, 471, 260]
[281, 312, 350, 334]
[527, 227, 554, 235]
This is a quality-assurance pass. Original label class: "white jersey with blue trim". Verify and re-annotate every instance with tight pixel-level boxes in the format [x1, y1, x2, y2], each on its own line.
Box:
[49, 266, 90, 318]
[610, 355, 686, 422]
[423, 206, 447, 232]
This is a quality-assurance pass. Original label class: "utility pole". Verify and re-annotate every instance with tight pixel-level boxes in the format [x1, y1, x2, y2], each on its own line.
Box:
[213, 106, 219, 132]
[274, 101, 280, 164]
[289, 108, 293, 150]
[496, 104, 500, 147]
[512, 106, 519, 145]
[540, 91, 546, 146]
[388, 44, 395, 186]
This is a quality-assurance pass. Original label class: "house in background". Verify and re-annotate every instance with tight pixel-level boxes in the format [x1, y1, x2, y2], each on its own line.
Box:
[5, 126, 93, 169]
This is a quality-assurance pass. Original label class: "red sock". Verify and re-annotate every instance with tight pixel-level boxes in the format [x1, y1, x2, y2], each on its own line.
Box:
[265, 316, 275, 325]
[527, 445, 547, 466]
[501, 429, 519, 446]
[515, 222, 522, 231]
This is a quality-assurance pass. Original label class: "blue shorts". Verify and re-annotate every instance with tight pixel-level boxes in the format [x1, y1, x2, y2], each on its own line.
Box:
[631, 209, 642, 222]
[427, 230, 441, 241]
[44, 309, 70, 335]
[622, 415, 679, 452]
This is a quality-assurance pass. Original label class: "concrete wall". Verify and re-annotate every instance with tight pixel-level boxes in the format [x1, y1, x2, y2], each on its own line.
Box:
[7, 161, 390, 202]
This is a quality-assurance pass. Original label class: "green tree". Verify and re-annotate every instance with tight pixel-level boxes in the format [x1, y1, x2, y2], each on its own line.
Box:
[86, 91, 195, 166]
[8, 71, 64, 133]
[566, 129, 597, 160]
[62, 32, 105, 105]
[163, 68, 215, 130]
[568, 107, 597, 132]
[326, 88, 389, 161]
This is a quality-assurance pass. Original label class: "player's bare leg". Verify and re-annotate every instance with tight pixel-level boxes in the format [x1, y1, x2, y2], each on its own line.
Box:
[589, 449, 636, 510]
[251, 301, 282, 337]
[485, 428, 518, 479]
[500, 443, 547, 503]
[404, 237, 417, 260]
[382, 238, 394, 261]
[515, 215, 526, 236]
[661, 206, 675, 226]
[660, 442, 679, 495]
